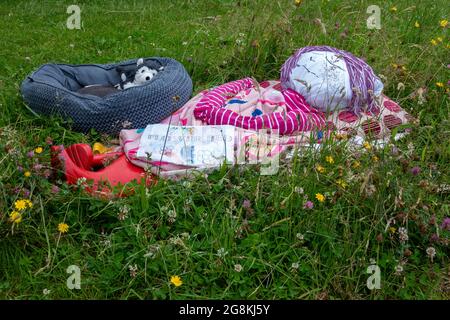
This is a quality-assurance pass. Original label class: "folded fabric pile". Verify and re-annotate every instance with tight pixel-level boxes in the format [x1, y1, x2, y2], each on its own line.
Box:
[120, 78, 413, 178]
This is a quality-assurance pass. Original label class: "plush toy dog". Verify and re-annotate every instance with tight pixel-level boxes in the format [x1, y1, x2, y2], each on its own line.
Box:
[116, 58, 164, 90]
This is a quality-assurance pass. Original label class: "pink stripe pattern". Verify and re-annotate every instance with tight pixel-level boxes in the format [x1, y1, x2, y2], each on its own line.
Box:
[193, 78, 325, 135]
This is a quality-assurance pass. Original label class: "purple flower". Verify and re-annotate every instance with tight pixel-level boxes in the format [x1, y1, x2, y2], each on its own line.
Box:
[242, 199, 251, 209]
[51, 185, 60, 194]
[430, 233, 439, 243]
[410, 166, 421, 176]
[303, 201, 314, 209]
[23, 189, 30, 197]
[45, 137, 53, 145]
[391, 145, 399, 156]
[33, 163, 43, 171]
[27, 150, 35, 158]
[43, 169, 52, 178]
[441, 217, 450, 231]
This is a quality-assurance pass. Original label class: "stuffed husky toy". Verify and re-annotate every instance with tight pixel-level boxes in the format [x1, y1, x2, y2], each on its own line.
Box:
[77, 58, 164, 97]
[116, 58, 164, 90]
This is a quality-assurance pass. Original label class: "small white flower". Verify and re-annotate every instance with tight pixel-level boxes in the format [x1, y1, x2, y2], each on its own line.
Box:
[234, 264, 243, 272]
[76, 177, 87, 186]
[291, 262, 299, 270]
[69, 43, 74, 48]
[128, 264, 138, 278]
[296, 233, 304, 241]
[295, 187, 304, 194]
[395, 264, 403, 274]
[43, 288, 51, 295]
[182, 41, 188, 46]
[217, 247, 228, 258]
[426, 247, 436, 259]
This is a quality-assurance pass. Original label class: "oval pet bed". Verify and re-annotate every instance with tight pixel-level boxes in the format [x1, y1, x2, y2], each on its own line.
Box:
[20, 57, 193, 135]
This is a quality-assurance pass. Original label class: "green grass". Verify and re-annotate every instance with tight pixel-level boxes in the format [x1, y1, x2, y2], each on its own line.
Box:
[0, 0, 449, 299]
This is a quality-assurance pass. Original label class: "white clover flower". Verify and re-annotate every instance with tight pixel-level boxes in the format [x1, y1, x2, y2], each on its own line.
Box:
[234, 264, 243, 272]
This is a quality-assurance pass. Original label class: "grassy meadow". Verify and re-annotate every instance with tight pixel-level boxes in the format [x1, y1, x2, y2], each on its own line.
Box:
[0, 0, 449, 299]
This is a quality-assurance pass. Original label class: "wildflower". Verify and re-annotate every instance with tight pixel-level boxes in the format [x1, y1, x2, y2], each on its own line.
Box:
[315, 193, 325, 202]
[51, 185, 60, 193]
[242, 199, 251, 209]
[291, 262, 299, 270]
[303, 200, 314, 209]
[410, 166, 421, 176]
[34, 147, 43, 154]
[398, 227, 409, 243]
[57, 223, 69, 234]
[352, 161, 361, 169]
[316, 164, 326, 173]
[129, 264, 138, 278]
[14, 199, 27, 211]
[372, 155, 379, 162]
[170, 275, 183, 287]
[295, 186, 304, 194]
[389, 227, 397, 234]
[441, 217, 450, 231]
[395, 264, 404, 275]
[118, 205, 130, 221]
[414, 21, 420, 28]
[363, 141, 372, 151]
[42, 289, 51, 295]
[325, 156, 334, 164]
[430, 39, 438, 46]
[24, 171, 31, 177]
[436, 82, 444, 88]
[390, 6, 397, 13]
[167, 209, 177, 223]
[336, 179, 348, 189]
[217, 247, 228, 258]
[294, 0, 302, 6]
[9, 211, 22, 224]
[27, 150, 35, 158]
[426, 247, 436, 260]
[430, 233, 439, 243]
[234, 264, 243, 272]
[440, 19, 448, 28]
[436, 37, 443, 43]
[296, 233, 304, 241]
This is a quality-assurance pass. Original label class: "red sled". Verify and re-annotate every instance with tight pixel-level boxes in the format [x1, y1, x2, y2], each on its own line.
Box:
[51, 144, 154, 197]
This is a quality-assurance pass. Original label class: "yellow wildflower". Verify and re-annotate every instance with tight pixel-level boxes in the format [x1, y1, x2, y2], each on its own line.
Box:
[315, 193, 325, 202]
[24, 171, 31, 177]
[325, 156, 334, 164]
[170, 275, 183, 287]
[336, 179, 348, 189]
[316, 164, 326, 173]
[9, 211, 22, 224]
[430, 39, 438, 46]
[414, 21, 420, 28]
[436, 37, 443, 43]
[390, 6, 397, 13]
[57, 223, 69, 233]
[440, 19, 448, 28]
[24, 199, 33, 208]
[34, 147, 43, 154]
[363, 141, 372, 151]
[295, 0, 302, 6]
[436, 82, 444, 88]
[352, 161, 361, 169]
[389, 227, 397, 234]
[372, 155, 379, 162]
[14, 199, 27, 211]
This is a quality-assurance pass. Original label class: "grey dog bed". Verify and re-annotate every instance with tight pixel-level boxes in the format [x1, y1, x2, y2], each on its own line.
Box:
[20, 57, 193, 134]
